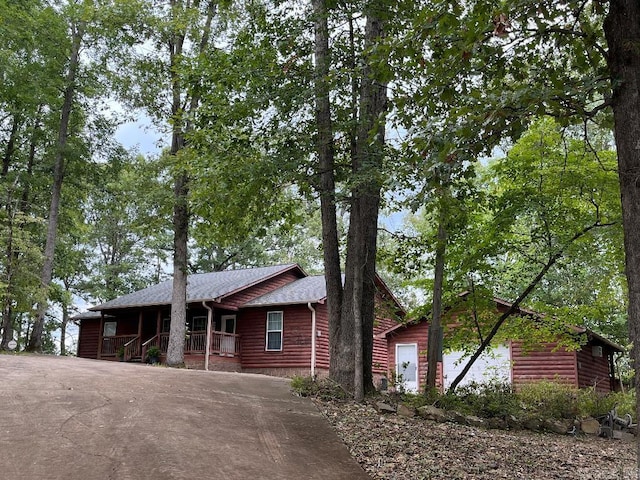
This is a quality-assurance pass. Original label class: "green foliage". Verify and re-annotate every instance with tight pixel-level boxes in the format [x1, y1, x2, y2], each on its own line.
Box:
[146, 346, 160, 359]
[517, 381, 578, 419]
[421, 380, 636, 423]
[575, 388, 636, 420]
[436, 382, 520, 418]
[290, 375, 350, 401]
[82, 151, 172, 302]
[383, 118, 624, 362]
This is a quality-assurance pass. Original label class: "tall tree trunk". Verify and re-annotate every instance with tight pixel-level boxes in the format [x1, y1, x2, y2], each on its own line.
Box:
[603, 0, 640, 465]
[167, 171, 189, 366]
[60, 304, 69, 356]
[27, 21, 84, 352]
[2, 110, 40, 350]
[426, 213, 447, 391]
[1, 201, 16, 349]
[312, 0, 345, 386]
[353, 243, 364, 402]
[1, 114, 20, 177]
[341, 2, 388, 393]
[166, 0, 216, 367]
[166, 9, 188, 365]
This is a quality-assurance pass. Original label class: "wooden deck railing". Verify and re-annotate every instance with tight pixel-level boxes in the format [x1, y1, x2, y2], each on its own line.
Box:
[141, 334, 159, 362]
[123, 336, 140, 361]
[157, 331, 240, 356]
[101, 335, 138, 357]
[212, 332, 240, 356]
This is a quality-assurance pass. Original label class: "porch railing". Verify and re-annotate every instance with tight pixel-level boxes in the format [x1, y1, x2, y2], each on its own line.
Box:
[141, 334, 159, 362]
[101, 335, 138, 357]
[157, 331, 240, 356]
[212, 332, 240, 356]
[123, 336, 140, 361]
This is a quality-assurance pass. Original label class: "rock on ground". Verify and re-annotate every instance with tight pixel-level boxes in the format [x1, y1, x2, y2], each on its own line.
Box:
[316, 399, 638, 480]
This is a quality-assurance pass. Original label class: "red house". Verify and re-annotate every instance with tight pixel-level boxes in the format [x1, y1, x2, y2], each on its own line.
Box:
[380, 296, 624, 393]
[75, 264, 401, 379]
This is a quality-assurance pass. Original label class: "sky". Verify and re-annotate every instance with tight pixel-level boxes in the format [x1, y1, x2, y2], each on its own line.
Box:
[114, 114, 164, 155]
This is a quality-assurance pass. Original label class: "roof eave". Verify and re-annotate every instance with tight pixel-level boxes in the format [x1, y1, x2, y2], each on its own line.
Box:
[243, 298, 326, 308]
[214, 264, 306, 302]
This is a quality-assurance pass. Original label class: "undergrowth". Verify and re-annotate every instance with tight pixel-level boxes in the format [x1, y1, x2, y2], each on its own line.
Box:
[290, 375, 350, 401]
[408, 380, 636, 421]
[292, 375, 636, 422]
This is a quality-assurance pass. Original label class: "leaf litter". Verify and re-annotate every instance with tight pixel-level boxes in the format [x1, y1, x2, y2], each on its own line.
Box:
[315, 399, 637, 480]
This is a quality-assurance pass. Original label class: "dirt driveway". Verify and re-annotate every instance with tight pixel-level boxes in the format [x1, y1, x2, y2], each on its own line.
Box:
[0, 355, 369, 479]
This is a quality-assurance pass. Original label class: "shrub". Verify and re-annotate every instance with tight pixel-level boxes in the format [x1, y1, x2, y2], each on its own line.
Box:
[425, 381, 519, 418]
[431, 380, 635, 424]
[290, 376, 350, 401]
[576, 387, 636, 419]
[517, 381, 577, 419]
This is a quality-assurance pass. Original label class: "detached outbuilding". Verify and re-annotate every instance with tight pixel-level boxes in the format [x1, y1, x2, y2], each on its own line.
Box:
[380, 296, 623, 393]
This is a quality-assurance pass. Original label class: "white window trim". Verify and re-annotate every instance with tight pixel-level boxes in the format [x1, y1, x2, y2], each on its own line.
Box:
[191, 315, 207, 332]
[162, 317, 171, 333]
[103, 321, 117, 337]
[220, 315, 236, 334]
[265, 311, 283, 352]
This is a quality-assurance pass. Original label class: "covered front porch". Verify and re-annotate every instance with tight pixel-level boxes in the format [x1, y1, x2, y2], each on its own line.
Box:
[97, 305, 240, 366]
[100, 330, 241, 362]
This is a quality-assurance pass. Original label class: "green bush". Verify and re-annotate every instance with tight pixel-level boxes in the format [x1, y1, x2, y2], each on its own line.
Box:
[576, 387, 636, 419]
[517, 381, 577, 419]
[290, 376, 350, 401]
[440, 382, 519, 418]
[428, 380, 635, 425]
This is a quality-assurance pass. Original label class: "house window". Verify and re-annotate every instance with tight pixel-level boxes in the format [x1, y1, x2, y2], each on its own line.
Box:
[103, 321, 116, 337]
[162, 317, 171, 333]
[266, 311, 283, 351]
[192, 315, 207, 332]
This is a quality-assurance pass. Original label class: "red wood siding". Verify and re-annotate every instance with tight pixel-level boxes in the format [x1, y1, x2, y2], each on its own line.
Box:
[116, 316, 139, 336]
[238, 305, 314, 371]
[221, 270, 303, 309]
[387, 322, 443, 390]
[576, 344, 613, 393]
[77, 319, 100, 359]
[314, 304, 330, 370]
[373, 316, 398, 375]
[511, 341, 577, 388]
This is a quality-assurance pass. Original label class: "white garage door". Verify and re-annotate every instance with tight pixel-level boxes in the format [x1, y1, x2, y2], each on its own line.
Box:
[442, 344, 511, 390]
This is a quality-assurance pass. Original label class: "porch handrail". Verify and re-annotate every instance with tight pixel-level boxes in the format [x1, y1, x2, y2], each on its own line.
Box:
[211, 331, 240, 356]
[141, 334, 159, 362]
[123, 336, 140, 361]
[156, 331, 240, 356]
[101, 334, 138, 357]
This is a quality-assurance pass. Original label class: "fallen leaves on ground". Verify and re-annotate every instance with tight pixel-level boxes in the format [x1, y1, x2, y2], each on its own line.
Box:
[315, 399, 637, 480]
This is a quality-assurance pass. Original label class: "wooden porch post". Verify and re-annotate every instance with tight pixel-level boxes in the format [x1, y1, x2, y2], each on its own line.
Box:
[608, 349, 616, 392]
[97, 313, 104, 360]
[156, 310, 161, 335]
[203, 301, 213, 371]
[138, 311, 143, 354]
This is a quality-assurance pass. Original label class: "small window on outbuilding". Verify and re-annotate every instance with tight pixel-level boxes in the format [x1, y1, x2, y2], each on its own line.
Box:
[266, 311, 283, 351]
[103, 321, 117, 337]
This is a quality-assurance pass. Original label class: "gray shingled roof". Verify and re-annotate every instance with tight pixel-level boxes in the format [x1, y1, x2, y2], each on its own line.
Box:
[90, 264, 300, 311]
[243, 275, 328, 307]
[71, 311, 113, 320]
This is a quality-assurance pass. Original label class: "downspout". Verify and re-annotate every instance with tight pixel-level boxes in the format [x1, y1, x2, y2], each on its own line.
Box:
[307, 302, 316, 377]
[203, 301, 213, 371]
